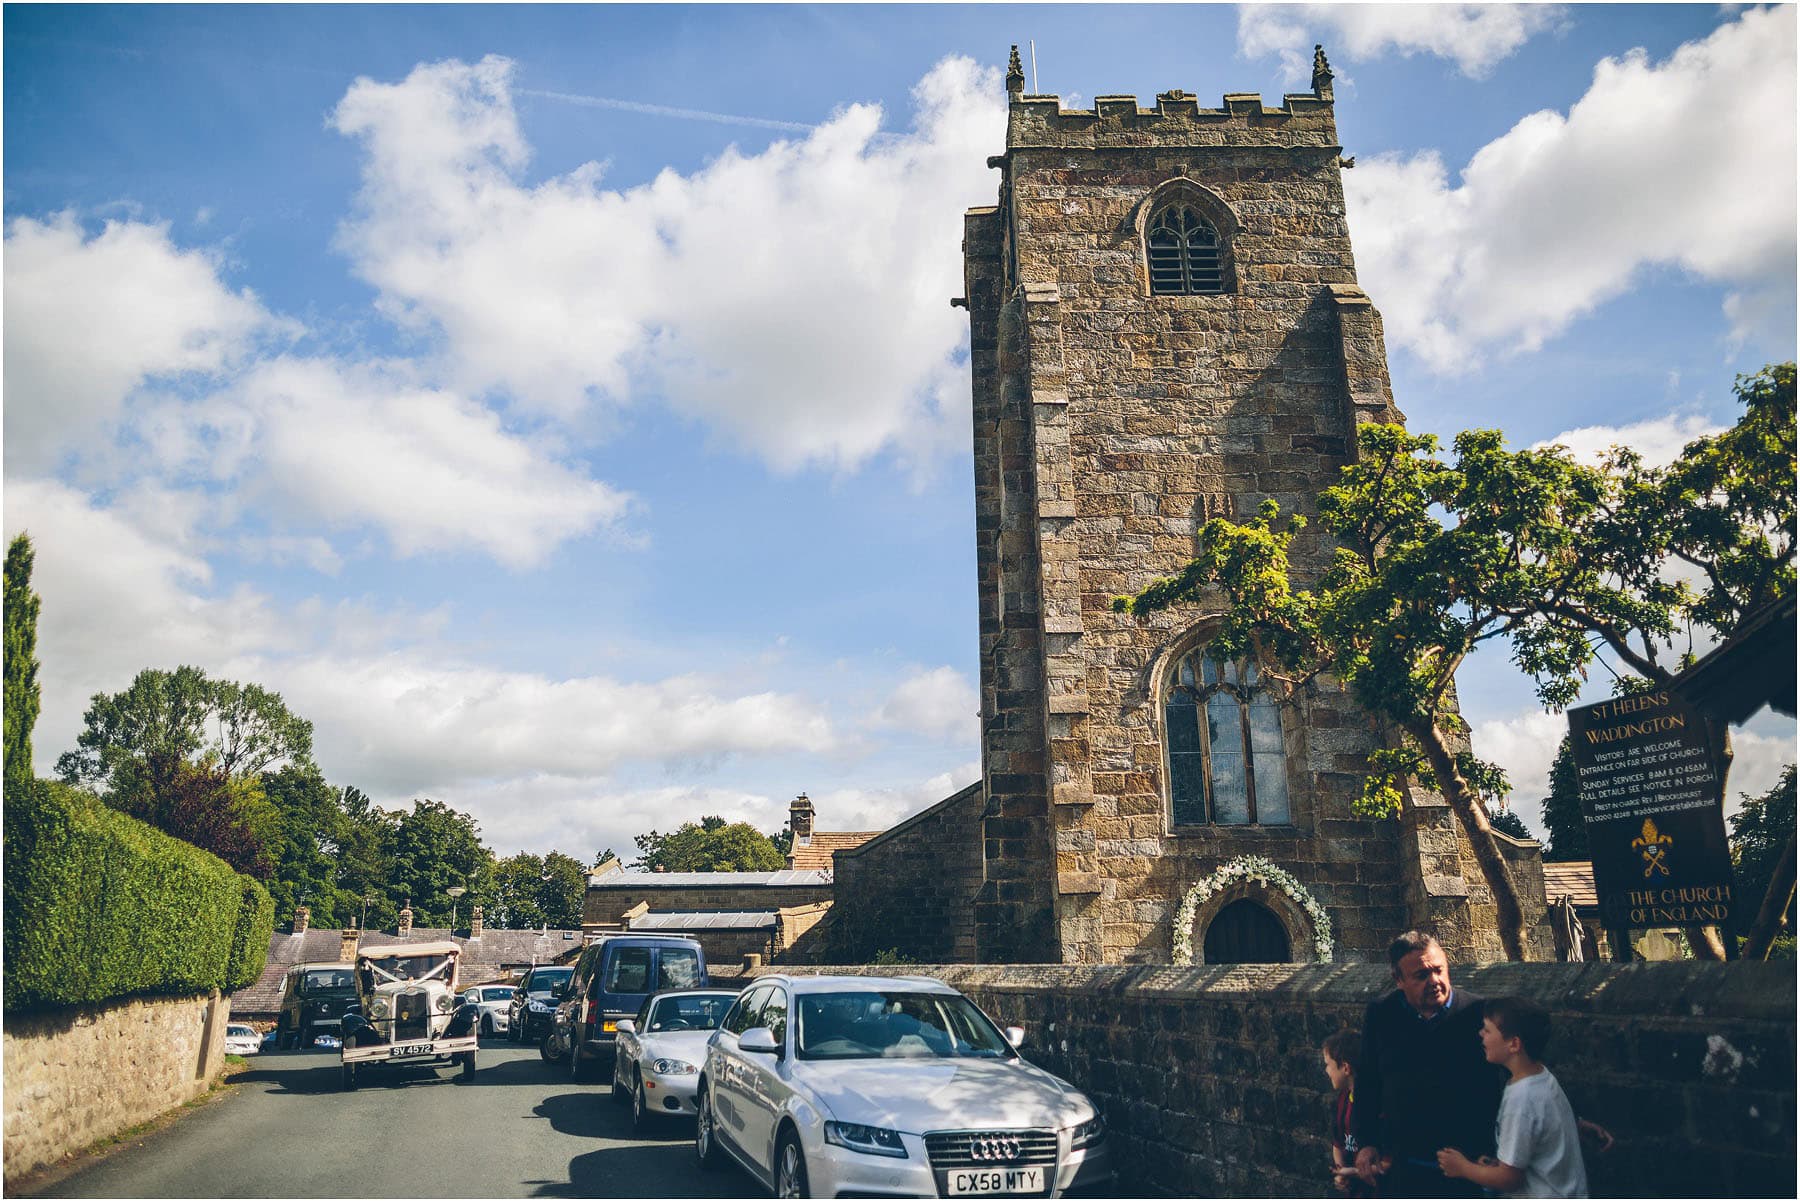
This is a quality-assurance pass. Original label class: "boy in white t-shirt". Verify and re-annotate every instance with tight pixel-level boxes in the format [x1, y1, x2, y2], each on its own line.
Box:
[1437, 996, 1589, 1198]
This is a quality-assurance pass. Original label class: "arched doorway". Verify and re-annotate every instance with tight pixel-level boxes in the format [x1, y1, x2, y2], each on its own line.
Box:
[1202, 898, 1291, 964]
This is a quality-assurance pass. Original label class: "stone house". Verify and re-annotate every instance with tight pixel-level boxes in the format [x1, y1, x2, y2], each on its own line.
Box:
[828, 49, 1549, 967]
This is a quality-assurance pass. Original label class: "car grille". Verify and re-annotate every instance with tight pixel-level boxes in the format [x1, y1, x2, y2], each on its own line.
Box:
[393, 990, 432, 1040]
[924, 1130, 1058, 1168]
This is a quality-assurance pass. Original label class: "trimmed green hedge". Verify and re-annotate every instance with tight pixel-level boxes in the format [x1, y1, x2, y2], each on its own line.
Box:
[4, 779, 274, 1010]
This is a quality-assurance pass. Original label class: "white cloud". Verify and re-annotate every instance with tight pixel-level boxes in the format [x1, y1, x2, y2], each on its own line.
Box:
[1344, 7, 1797, 370]
[871, 666, 979, 741]
[1239, 4, 1565, 84]
[274, 656, 839, 797]
[220, 357, 634, 567]
[808, 761, 982, 834]
[446, 779, 796, 860]
[3, 213, 290, 472]
[1536, 413, 1722, 468]
[329, 54, 1004, 474]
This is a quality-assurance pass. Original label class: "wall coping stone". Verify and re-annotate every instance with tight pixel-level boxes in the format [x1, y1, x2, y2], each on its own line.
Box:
[756, 961, 1794, 1022]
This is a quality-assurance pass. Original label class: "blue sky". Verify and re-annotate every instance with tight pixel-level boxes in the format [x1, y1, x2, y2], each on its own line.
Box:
[5, 4, 1794, 861]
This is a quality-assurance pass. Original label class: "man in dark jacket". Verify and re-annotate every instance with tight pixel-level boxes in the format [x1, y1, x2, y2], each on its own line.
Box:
[1352, 932, 1503, 1198]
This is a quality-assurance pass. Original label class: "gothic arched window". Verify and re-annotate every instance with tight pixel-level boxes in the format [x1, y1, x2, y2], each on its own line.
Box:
[1147, 205, 1225, 295]
[1164, 651, 1290, 827]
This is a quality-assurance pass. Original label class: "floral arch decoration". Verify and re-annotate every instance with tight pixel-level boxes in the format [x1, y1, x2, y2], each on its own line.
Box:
[1172, 855, 1334, 965]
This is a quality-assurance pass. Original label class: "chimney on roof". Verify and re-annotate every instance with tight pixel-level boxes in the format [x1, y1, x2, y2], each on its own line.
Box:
[293, 905, 310, 934]
[470, 905, 483, 939]
[398, 899, 413, 937]
[340, 927, 359, 963]
[789, 793, 815, 844]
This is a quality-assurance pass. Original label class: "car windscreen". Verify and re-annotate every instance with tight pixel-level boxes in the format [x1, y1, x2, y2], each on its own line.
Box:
[646, 994, 734, 1032]
[227, 1025, 256, 1037]
[482, 987, 513, 1001]
[796, 991, 1016, 1061]
[301, 969, 355, 993]
[529, 969, 571, 993]
[366, 954, 449, 981]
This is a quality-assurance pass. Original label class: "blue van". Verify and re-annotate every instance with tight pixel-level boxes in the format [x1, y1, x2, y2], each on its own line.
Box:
[542, 933, 707, 1081]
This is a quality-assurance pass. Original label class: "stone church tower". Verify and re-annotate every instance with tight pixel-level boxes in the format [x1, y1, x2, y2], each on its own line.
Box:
[958, 49, 1546, 965]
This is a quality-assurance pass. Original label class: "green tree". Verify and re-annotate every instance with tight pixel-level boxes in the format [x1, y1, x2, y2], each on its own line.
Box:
[633, 815, 785, 872]
[57, 666, 314, 797]
[1539, 737, 1588, 862]
[1116, 365, 1794, 960]
[384, 798, 494, 928]
[1730, 766, 1796, 944]
[5, 535, 42, 787]
[489, 849, 588, 929]
[262, 763, 351, 924]
[1486, 806, 1532, 842]
[333, 784, 396, 927]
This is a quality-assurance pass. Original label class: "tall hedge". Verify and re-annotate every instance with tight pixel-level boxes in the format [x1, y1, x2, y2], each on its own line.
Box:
[4, 780, 273, 1011]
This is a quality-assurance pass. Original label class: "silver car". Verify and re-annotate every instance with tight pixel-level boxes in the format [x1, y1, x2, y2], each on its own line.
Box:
[695, 974, 1112, 1198]
[461, 984, 515, 1036]
[611, 989, 738, 1131]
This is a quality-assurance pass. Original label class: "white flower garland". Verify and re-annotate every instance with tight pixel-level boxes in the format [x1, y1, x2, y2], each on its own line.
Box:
[1171, 855, 1334, 964]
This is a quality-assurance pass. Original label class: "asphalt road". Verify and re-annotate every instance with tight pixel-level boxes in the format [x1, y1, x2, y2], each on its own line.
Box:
[31, 1039, 761, 1198]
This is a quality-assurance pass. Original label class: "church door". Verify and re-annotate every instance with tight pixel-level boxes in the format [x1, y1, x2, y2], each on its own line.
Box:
[1202, 899, 1291, 964]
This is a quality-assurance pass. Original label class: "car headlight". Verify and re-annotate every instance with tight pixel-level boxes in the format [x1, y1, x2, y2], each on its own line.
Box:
[650, 1058, 699, 1076]
[824, 1122, 908, 1159]
[369, 999, 390, 1019]
[435, 995, 452, 1013]
[1070, 1113, 1106, 1150]
[529, 1000, 551, 1013]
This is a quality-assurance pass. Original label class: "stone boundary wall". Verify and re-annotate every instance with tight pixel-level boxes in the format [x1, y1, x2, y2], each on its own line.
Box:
[757, 962, 1794, 1197]
[4, 990, 228, 1185]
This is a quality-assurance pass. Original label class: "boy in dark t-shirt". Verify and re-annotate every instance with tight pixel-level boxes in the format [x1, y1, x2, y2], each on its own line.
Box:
[1323, 1029, 1372, 1195]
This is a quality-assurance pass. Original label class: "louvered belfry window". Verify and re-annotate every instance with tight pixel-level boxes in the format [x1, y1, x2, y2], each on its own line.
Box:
[1148, 205, 1224, 295]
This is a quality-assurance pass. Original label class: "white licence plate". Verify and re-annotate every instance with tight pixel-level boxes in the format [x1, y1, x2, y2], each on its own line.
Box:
[388, 1043, 434, 1058]
[947, 1168, 1044, 1195]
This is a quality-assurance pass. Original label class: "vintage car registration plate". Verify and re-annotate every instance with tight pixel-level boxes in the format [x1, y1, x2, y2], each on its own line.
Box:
[388, 1042, 434, 1058]
[946, 1168, 1045, 1195]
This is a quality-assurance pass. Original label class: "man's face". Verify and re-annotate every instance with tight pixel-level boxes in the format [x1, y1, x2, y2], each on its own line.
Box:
[1394, 943, 1451, 1015]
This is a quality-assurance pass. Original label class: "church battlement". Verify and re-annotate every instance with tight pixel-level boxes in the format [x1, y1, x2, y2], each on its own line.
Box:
[999, 44, 1339, 150]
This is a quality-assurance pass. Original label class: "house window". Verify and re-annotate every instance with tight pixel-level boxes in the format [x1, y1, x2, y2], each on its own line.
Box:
[1164, 651, 1290, 826]
[1147, 205, 1225, 295]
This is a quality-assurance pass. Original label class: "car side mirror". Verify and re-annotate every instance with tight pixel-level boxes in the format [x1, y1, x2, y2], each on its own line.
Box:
[616, 1019, 635, 1035]
[1005, 1026, 1025, 1049]
[738, 1026, 780, 1055]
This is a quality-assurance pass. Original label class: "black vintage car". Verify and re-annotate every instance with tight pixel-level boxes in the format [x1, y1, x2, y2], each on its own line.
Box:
[276, 962, 360, 1049]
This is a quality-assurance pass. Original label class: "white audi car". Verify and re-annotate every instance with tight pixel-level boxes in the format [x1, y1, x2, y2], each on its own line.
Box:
[695, 974, 1112, 1198]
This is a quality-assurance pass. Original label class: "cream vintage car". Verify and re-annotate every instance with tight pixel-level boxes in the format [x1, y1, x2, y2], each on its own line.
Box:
[339, 940, 481, 1090]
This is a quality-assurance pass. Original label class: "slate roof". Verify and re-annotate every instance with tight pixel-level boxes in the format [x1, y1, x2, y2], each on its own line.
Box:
[228, 925, 584, 1018]
[590, 870, 831, 888]
[787, 831, 881, 873]
[1542, 861, 1598, 910]
[630, 910, 778, 931]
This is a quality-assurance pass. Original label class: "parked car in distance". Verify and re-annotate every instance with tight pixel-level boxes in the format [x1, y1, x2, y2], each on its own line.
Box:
[275, 962, 359, 1049]
[611, 989, 738, 1130]
[695, 974, 1113, 1199]
[544, 934, 708, 1082]
[224, 1023, 262, 1056]
[338, 940, 481, 1090]
[461, 984, 515, 1036]
[508, 965, 573, 1045]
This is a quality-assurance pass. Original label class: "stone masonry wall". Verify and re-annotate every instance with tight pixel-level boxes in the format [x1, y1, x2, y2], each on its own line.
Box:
[824, 783, 985, 964]
[761, 962, 1794, 1198]
[582, 882, 833, 928]
[965, 81, 1527, 965]
[4, 990, 228, 1185]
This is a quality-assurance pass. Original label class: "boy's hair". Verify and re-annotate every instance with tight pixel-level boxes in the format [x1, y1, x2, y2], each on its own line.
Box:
[1484, 996, 1552, 1060]
[1322, 1028, 1361, 1069]
[1386, 929, 1440, 970]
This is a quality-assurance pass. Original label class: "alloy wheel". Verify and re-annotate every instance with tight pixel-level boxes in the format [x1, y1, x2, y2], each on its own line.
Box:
[776, 1138, 808, 1198]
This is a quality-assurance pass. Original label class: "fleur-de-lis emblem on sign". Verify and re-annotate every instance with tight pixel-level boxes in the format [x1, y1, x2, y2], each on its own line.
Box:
[1630, 818, 1673, 878]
